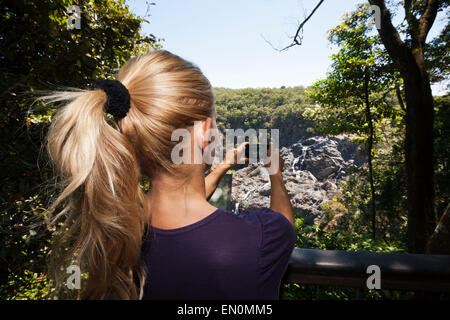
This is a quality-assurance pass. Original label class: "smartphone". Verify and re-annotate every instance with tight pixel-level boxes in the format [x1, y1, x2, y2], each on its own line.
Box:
[244, 143, 270, 159]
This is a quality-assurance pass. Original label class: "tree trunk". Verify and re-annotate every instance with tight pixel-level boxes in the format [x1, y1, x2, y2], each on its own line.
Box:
[403, 68, 437, 253]
[368, 0, 439, 253]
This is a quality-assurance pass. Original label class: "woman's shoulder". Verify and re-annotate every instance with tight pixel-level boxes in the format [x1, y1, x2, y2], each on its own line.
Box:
[236, 207, 292, 225]
[242, 208, 296, 248]
[222, 207, 294, 236]
[219, 207, 275, 222]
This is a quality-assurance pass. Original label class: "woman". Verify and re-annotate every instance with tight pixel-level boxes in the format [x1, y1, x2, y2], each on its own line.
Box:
[44, 50, 295, 300]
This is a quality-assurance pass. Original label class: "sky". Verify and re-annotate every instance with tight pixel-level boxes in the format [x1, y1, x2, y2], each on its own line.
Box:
[128, 0, 448, 94]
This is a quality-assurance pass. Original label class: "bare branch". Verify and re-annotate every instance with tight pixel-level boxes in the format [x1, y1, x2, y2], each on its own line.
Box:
[260, 34, 283, 52]
[263, 0, 325, 52]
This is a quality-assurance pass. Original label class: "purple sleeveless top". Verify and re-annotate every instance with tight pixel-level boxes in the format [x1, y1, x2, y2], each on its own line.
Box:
[141, 207, 296, 300]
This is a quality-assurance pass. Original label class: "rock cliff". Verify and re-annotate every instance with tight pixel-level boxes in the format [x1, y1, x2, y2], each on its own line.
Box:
[231, 135, 366, 221]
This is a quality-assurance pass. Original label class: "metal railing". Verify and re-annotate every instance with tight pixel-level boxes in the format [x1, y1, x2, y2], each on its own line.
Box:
[284, 248, 450, 292]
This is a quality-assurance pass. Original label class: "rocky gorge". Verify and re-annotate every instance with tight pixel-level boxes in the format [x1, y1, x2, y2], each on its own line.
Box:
[231, 135, 367, 222]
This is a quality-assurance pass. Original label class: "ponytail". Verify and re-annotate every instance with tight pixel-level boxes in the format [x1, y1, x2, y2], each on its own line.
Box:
[42, 50, 214, 300]
[44, 89, 149, 299]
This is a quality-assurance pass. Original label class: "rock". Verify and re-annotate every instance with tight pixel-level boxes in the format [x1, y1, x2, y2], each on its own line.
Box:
[231, 134, 366, 221]
[321, 180, 337, 192]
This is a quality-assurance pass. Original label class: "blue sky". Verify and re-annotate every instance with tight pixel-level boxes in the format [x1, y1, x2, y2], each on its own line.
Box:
[128, 0, 448, 94]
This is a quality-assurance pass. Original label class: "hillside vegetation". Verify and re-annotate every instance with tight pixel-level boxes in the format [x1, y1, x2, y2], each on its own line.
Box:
[214, 87, 317, 146]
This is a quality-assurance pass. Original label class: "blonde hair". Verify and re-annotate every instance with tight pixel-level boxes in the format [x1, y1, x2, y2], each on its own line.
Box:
[44, 50, 214, 299]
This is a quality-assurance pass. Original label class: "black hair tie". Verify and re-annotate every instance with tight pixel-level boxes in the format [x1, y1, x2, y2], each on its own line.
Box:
[92, 79, 131, 119]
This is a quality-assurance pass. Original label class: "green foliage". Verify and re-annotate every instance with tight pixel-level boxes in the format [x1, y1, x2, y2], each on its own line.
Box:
[277, 5, 449, 300]
[1, 0, 448, 301]
[434, 95, 450, 217]
[302, 3, 410, 244]
[426, 23, 450, 83]
[280, 214, 406, 300]
[214, 87, 317, 146]
[336, 164, 408, 241]
[7, 271, 50, 300]
[1, 195, 53, 299]
[291, 209, 406, 252]
[0, 0, 161, 299]
[304, 4, 403, 137]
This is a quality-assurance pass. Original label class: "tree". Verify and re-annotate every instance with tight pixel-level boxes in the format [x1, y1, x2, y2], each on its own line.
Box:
[214, 87, 316, 146]
[281, 0, 448, 253]
[426, 94, 450, 253]
[0, 0, 161, 298]
[305, 7, 402, 239]
[427, 202, 450, 254]
[367, 0, 448, 253]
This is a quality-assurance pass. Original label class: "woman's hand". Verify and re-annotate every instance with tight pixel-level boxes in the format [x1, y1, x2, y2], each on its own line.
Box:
[205, 142, 249, 200]
[220, 142, 249, 170]
[263, 143, 284, 175]
[264, 144, 294, 227]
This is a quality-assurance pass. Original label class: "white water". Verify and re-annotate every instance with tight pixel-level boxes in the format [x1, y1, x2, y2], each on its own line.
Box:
[233, 189, 254, 214]
[292, 146, 308, 179]
[333, 166, 343, 184]
[243, 189, 255, 201]
[299, 146, 308, 170]
[233, 202, 240, 214]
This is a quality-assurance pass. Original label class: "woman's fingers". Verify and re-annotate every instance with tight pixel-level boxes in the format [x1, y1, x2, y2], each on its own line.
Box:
[223, 142, 249, 167]
[236, 141, 250, 164]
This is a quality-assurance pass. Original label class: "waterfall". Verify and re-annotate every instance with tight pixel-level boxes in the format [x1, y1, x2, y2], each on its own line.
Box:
[233, 202, 240, 214]
[292, 157, 299, 170]
[333, 166, 343, 184]
[260, 167, 270, 189]
[299, 146, 308, 170]
[233, 189, 254, 214]
[292, 146, 308, 179]
[243, 189, 255, 201]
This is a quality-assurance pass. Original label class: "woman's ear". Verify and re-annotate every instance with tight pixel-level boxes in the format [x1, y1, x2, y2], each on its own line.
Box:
[201, 117, 213, 149]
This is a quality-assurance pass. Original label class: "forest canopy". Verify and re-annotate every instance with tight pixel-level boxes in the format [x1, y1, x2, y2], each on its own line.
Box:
[0, 0, 448, 300]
